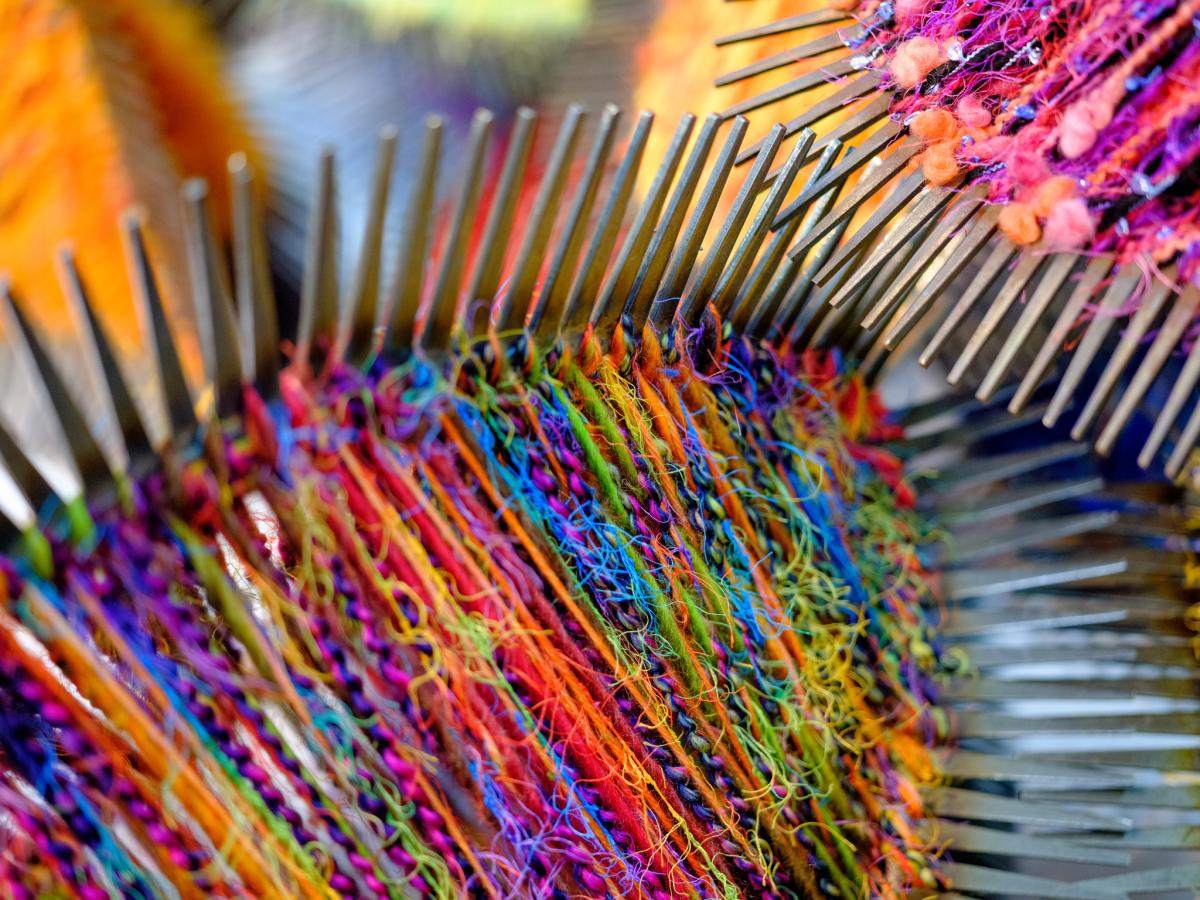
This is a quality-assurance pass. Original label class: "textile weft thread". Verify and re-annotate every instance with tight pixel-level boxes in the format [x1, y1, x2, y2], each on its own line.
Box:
[0, 335, 947, 899]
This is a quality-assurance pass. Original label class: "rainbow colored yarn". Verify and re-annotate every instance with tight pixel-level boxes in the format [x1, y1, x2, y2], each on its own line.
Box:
[846, 0, 1200, 271]
[0, 331, 948, 898]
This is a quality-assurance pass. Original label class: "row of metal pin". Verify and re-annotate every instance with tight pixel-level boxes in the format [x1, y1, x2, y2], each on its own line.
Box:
[714, 1, 1200, 478]
[0, 88, 898, 529]
[897, 391, 1200, 898]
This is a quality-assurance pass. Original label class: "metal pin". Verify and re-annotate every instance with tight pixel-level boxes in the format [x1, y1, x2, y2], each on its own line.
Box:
[423, 109, 494, 352]
[1043, 264, 1145, 428]
[929, 821, 1131, 867]
[1070, 276, 1173, 440]
[939, 862, 1129, 900]
[561, 110, 653, 336]
[720, 57, 857, 121]
[734, 75, 877, 166]
[0, 415, 56, 514]
[183, 179, 244, 415]
[296, 149, 340, 368]
[388, 116, 443, 351]
[918, 239, 1018, 367]
[499, 105, 588, 332]
[715, 9, 850, 47]
[1139, 289, 1200, 467]
[229, 155, 279, 391]
[120, 212, 197, 444]
[57, 248, 152, 468]
[591, 113, 695, 336]
[715, 31, 850, 87]
[922, 786, 1132, 831]
[344, 128, 398, 361]
[680, 123, 784, 323]
[532, 105, 621, 337]
[946, 250, 1044, 385]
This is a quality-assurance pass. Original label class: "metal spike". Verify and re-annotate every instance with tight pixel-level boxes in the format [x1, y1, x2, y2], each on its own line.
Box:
[825, 182, 955, 304]
[720, 57, 857, 121]
[940, 679, 1135, 702]
[228, 154, 279, 391]
[296, 149, 340, 366]
[1023, 786, 1200, 810]
[624, 113, 723, 327]
[388, 116, 443, 351]
[723, 130, 814, 330]
[715, 31, 849, 87]
[948, 510, 1120, 564]
[561, 110, 653, 335]
[961, 640, 1192, 668]
[940, 862, 1128, 900]
[954, 710, 1200, 739]
[715, 9, 850, 47]
[120, 212, 197, 443]
[734, 74, 878, 167]
[921, 441, 1090, 495]
[945, 556, 1129, 601]
[591, 113, 695, 336]
[423, 109, 494, 352]
[781, 198, 858, 346]
[1, 283, 109, 484]
[1076, 864, 1200, 895]
[817, 172, 928, 296]
[1074, 827, 1200, 850]
[462, 107, 538, 338]
[1030, 748, 1200, 771]
[945, 250, 1044, 385]
[344, 128, 398, 361]
[182, 179, 244, 416]
[935, 476, 1105, 527]
[903, 400, 1049, 456]
[929, 821, 1132, 867]
[57, 248, 152, 467]
[1166, 393, 1200, 479]
[651, 116, 749, 328]
[1043, 265, 1145, 428]
[918, 239, 1018, 367]
[803, 91, 892, 161]
[777, 122, 907, 232]
[741, 141, 843, 337]
[0, 415, 56, 514]
[1071, 277, 1174, 441]
[1139, 290, 1200, 467]
[976, 252, 1078, 401]
[680, 122, 784, 324]
[937, 751, 1134, 787]
[531, 104, 621, 337]
[1010, 255, 1114, 413]
[922, 786, 1132, 831]
[498, 104, 587, 332]
[874, 199, 996, 343]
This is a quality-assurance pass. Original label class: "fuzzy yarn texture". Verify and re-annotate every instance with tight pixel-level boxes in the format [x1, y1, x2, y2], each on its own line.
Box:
[0, 333, 949, 899]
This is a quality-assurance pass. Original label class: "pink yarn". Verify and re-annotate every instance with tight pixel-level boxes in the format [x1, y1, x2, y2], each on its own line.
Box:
[1007, 146, 1051, 186]
[955, 95, 991, 129]
[1058, 97, 1114, 159]
[890, 37, 944, 89]
[1044, 198, 1095, 250]
[894, 0, 931, 24]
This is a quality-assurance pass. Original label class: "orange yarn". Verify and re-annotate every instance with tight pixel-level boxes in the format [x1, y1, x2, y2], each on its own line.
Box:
[1030, 175, 1078, 217]
[921, 142, 960, 186]
[997, 202, 1041, 245]
[909, 109, 957, 143]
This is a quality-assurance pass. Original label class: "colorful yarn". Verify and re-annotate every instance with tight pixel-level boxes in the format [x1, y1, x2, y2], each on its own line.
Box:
[0, 329, 948, 898]
[838, 0, 1200, 278]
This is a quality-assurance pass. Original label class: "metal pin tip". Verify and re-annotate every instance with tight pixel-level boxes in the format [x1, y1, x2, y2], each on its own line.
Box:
[183, 179, 209, 202]
[227, 152, 249, 175]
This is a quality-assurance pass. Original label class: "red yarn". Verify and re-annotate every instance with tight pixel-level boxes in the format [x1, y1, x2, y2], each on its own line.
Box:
[890, 37, 943, 89]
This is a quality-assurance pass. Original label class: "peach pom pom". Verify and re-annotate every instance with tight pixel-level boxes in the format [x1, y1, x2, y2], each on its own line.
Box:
[955, 95, 991, 129]
[1007, 147, 1050, 186]
[910, 109, 957, 142]
[891, 37, 943, 89]
[1059, 97, 1114, 158]
[998, 202, 1041, 246]
[1031, 175, 1077, 217]
[922, 142, 960, 186]
[1043, 198, 1094, 250]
